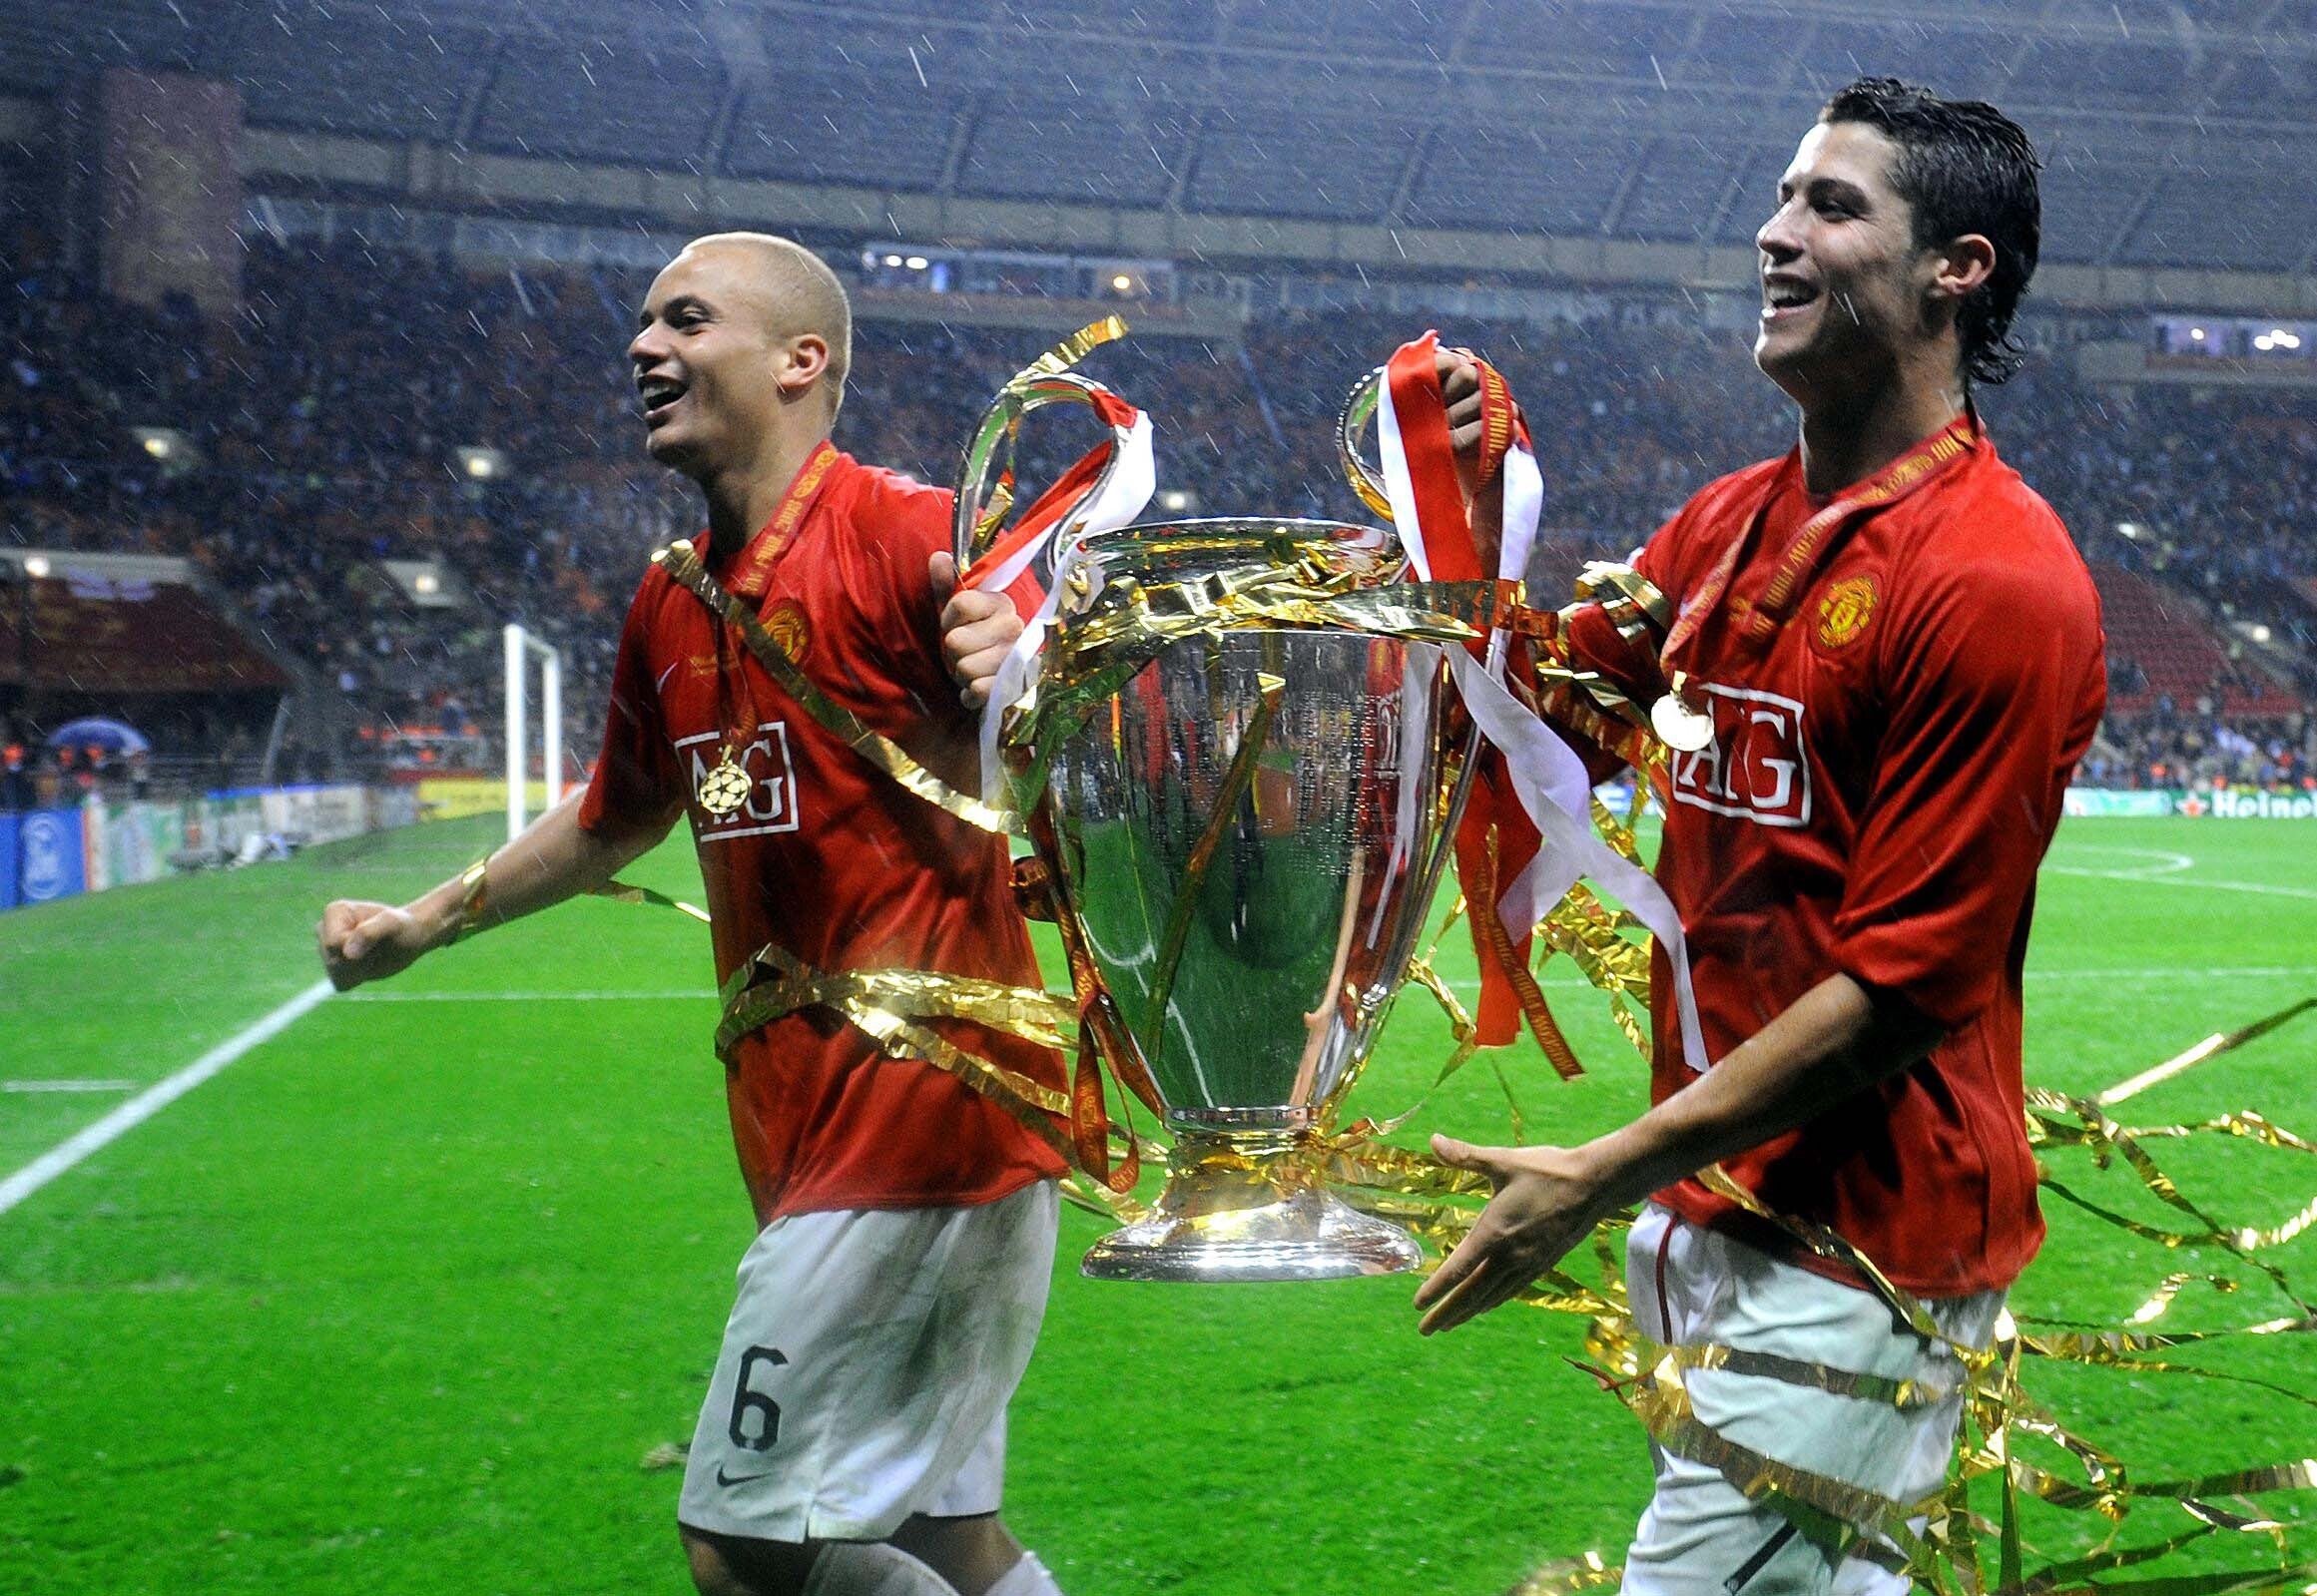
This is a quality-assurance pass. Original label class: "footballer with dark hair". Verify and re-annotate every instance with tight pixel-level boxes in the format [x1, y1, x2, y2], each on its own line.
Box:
[1416, 79, 2104, 1596]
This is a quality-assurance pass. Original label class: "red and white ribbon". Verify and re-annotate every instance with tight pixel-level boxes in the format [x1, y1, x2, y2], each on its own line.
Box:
[965, 390, 1155, 801]
[1374, 334, 1707, 1072]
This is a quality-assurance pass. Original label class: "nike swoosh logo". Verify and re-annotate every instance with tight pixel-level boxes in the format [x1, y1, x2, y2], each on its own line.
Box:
[657, 660, 682, 692]
[716, 1465, 775, 1488]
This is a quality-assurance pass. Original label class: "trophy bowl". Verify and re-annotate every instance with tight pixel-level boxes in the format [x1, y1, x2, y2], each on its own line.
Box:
[1024, 518, 1460, 1281]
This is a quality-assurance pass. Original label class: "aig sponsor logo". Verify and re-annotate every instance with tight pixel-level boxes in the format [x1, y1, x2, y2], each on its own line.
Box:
[1668, 685, 1812, 828]
[676, 724, 801, 839]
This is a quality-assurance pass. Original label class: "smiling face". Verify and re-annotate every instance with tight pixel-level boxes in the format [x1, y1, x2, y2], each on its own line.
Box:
[1753, 120, 1939, 407]
[626, 240, 832, 478]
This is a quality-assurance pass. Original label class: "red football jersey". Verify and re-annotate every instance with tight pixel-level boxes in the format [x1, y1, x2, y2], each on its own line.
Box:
[578, 441, 1067, 1223]
[1620, 419, 2105, 1296]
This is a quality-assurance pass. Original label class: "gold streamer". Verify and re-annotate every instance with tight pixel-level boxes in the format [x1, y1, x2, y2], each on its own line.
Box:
[594, 878, 712, 923]
[1508, 1552, 1622, 1596]
[1007, 316, 1129, 387]
[654, 541, 1019, 835]
[1408, 954, 1483, 1080]
[1306, 988, 2317, 1594]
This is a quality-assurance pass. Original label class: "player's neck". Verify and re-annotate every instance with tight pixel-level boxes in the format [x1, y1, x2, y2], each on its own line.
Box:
[702, 428, 832, 558]
[1796, 358, 1966, 497]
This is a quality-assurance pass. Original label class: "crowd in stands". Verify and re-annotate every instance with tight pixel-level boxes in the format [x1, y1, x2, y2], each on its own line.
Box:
[2081, 711, 2312, 794]
[4, 219, 2314, 798]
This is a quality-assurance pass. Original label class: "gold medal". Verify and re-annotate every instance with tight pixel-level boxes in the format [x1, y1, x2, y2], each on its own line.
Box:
[697, 745, 753, 817]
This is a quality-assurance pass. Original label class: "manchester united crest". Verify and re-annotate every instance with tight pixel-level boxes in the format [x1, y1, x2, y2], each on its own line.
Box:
[763, 603, 811, 665]
[1815, 575, 1878, 649]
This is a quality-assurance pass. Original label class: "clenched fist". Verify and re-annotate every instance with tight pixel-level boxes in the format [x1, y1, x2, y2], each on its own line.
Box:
[929, 551, 1025, 711]
[316, 897, 441, 991]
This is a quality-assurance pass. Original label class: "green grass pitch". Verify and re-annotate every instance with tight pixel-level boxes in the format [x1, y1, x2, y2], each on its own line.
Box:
[2, 813, 2311, 1594]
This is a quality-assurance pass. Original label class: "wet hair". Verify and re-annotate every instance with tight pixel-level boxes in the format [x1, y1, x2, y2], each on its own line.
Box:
[1821, 77, 2041, 385]
[685, 232, 854, 419]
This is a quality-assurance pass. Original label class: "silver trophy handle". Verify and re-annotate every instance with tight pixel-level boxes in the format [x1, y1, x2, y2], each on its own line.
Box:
[1334, 366, 1398, 530]
[951, 368, 1136, 577]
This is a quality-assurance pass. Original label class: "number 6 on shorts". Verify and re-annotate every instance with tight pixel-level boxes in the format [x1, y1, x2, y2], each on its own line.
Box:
[728, 1344, 787, 1452]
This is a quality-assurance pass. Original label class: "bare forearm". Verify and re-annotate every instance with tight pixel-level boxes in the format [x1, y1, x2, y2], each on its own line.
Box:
[1579, 972, 1945, 1209]
[406, 792, 669, 950]
[1412, 971, 1947, 1333]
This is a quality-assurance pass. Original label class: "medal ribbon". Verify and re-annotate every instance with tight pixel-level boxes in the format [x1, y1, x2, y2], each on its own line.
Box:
[688, 442, 845, 815]
[1660, 413, 1977, 687]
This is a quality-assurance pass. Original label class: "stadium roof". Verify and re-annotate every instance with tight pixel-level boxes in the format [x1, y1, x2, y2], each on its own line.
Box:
[6, 0, 2317, 275]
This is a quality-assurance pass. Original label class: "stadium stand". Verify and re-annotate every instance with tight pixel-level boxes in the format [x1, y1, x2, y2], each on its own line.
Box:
[1, 0, 2314, 807]
[3, 211, 2312, 798]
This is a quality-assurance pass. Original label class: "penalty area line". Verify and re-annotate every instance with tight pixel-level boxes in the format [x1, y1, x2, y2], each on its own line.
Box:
[0, 977, 335, 1220]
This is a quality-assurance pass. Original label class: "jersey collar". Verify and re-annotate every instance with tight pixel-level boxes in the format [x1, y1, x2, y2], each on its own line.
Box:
[699, 439, 842, 601]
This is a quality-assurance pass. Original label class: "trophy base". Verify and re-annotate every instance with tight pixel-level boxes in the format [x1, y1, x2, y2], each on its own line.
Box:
[1080, 1135, 1422, 1282]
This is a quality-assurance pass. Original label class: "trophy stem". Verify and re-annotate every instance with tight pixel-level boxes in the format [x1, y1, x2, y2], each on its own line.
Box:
[1080, 1130, 1424, 1283]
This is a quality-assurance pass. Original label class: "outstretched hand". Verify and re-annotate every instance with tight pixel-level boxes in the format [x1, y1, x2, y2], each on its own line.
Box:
[929, 551, 1025, 712]
[1412, 1134, 1618, 1334]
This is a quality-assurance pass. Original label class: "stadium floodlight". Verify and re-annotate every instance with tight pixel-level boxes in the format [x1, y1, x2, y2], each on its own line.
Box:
[503, 623, 563, 841]
[381, 558, 462, 609]
[22, 554, 50, 578]
[457, 445, 511, 482]
[131, 426, 200, 477]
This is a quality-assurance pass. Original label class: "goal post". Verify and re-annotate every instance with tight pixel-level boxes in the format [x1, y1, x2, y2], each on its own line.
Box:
[503, 623, 563, 841]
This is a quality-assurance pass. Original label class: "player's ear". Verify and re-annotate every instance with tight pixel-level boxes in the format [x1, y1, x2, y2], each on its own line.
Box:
[1926, 233, 1996, 307]
[775, 332, 831, 405]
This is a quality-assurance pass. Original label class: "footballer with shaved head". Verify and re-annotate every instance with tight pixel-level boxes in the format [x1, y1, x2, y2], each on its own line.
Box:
[319, 233, 1068, 1596]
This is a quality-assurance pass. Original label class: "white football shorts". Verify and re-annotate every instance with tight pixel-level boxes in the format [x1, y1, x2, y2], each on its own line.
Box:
[677, 1178, 1059, 1545]
[1619, 1203, 2005, 1596]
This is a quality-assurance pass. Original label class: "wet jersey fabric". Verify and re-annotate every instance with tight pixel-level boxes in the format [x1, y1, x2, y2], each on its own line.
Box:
[1621, 422, 2105, 1296]
[579, 441, 1066, 1223]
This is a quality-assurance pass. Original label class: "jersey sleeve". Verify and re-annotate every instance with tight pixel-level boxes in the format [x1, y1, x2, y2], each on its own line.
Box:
[1545, 513, 1687, 785]
[577, 571, 685, 839]
[1830, 547, 2100, 1028]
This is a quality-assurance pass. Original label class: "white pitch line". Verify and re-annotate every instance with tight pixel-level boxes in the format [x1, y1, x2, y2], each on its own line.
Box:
[1486, 966, 2317, 993]
[2042, 865, 2317, 901]
[2023, 965, 2317, 981]
[322, 956, 2317, 1007]
[333, 971, 2317, 1006]
[342, 989, 708, 1002]
[4, 1080, 137, 1094]
[0, 978, 335, 1219]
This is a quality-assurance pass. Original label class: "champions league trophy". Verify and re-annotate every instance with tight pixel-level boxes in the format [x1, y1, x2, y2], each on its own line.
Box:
[955, 357, 1473, 1282]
